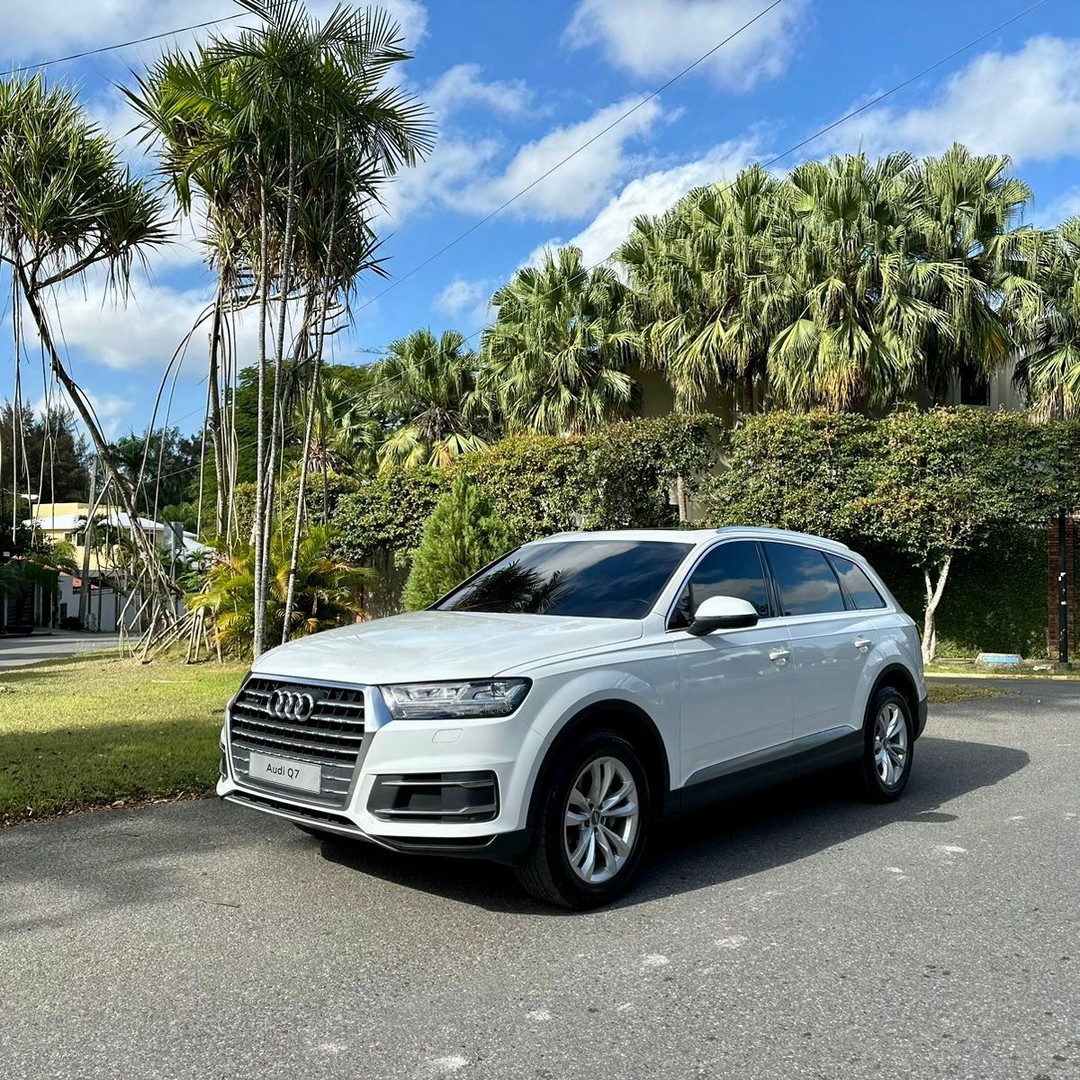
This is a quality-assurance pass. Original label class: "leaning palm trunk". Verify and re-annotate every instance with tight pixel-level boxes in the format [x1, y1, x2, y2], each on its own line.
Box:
[282, 274, 337, 643]
[18, 267, 177, 610]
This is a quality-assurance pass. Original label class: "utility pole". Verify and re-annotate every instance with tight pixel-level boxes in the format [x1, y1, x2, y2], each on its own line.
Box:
[1057, 388, 1069, 666]
[1059, 511, 1069, 665]
[78, 456, 104, 629]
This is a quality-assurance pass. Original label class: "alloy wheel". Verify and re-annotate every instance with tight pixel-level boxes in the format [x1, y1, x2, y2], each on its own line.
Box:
[562, 756, 640, 885]
[874, 701, 909, 788]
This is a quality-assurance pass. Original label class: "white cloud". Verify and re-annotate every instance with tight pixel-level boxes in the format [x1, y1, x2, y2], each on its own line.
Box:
[433, 276, 493, 327]
[385, 96, 666, 225]
[80, 390, 139, 440]
[0, 0, 427, 58]
[381, 136, 502, 223]
[822, 36, 1080, 164]
[425, 63, 533, 120]
[530, 135, 765, 266]
[564, 0, 808, 91]
[1038, 186, 1080, 226]
[470, 96, 664, 220]
[47, 279, 215, 373]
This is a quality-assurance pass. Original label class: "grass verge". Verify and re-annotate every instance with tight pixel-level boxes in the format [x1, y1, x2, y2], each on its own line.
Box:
[0, 655, 247, 825]
[0, 655, 1012, 827]
[927, 683, 1011, 704]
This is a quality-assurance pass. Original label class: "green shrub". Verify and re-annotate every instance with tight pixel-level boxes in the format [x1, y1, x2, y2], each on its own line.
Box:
[331, 467, 449, 565]
[332, 414, 723, 570]
[402, 475, 515, 610]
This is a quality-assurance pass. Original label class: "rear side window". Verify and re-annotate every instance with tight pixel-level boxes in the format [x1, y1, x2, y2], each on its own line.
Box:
[670, 541, 771, 629]
[830, 555, 887, 610]
[763, 542, 845, 617]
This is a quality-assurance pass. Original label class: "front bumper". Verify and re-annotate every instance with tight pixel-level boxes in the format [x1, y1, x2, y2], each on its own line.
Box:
[218, 679, 545, 862]
[916, 693, 928, 738]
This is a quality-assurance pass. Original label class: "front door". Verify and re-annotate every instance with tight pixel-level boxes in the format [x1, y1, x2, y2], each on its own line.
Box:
[669, 541, 794, 788]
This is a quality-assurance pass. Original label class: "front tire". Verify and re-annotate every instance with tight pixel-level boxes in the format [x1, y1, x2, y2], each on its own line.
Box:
[516, 729, 651, 909]
[856, 687, 914, 802]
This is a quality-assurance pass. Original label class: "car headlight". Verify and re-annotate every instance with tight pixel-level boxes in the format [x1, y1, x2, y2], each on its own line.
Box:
[381, 679, 531, 720]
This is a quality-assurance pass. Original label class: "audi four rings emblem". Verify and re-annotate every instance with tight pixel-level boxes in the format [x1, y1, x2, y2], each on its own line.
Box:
[269, 689, 316, 721]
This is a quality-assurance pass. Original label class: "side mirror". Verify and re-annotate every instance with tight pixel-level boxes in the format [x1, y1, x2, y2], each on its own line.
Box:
[687, 595, 760, 636]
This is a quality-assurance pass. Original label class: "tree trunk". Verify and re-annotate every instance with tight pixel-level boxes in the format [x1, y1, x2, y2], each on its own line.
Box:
[207, 281, 227, 538]
[921, 556, 952, 664]
[251, 189, 271, 658]
[675, 474, 688, 523]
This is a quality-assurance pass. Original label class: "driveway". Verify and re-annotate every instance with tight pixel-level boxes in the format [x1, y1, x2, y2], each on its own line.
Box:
[0, 682, 1076, 1079]
[0, 631, 120, 671]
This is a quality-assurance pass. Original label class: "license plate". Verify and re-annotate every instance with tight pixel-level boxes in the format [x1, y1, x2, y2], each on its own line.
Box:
[248, 751, 322, 794]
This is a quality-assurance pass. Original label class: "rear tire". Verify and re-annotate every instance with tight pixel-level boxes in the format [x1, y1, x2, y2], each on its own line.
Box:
[515, 729, 651, 909]
[855, 686, 914, 802]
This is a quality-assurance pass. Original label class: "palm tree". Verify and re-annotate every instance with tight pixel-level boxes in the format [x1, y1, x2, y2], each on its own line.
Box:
[618, 165, 785, 413]
[372, 330, 492, 468]
[766, 152, 938, 410]
[905, 144, 1033, 401]
[128, 0, 433, 656]
[1010, 218, 1080, 418]
[294, 371, 381, 476]
[0, 74, 175, 613]
[192, 523, 370, 656]
[481, 246, 637, 435]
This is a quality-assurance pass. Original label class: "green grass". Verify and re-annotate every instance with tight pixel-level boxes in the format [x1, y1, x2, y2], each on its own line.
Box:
[0, 655, 247, 824]
[927, 683, 1011, 704]
[0, 654, 1014, 826]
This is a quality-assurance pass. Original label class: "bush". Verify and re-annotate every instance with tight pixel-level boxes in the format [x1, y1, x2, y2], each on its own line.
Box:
[331, 467, 448, 565]
[333, 414, 723, 571]
[402, 475, 515, 609]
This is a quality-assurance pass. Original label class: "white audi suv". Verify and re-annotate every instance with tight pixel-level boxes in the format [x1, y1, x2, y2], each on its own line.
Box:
[218, 527, 927, 908]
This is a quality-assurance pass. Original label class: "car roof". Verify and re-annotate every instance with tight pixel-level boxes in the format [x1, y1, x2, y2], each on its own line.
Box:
[530, 527, 854, 556]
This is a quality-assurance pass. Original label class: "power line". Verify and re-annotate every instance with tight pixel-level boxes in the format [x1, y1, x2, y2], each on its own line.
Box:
[0, 15, 243, 80]
[439, 0, 1056, 353]
[352, 0, 790, 315]
[49, 0, 1060, 493]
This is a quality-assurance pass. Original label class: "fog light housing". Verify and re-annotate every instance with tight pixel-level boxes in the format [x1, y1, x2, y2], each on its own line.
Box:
[368, 771, 498, 823]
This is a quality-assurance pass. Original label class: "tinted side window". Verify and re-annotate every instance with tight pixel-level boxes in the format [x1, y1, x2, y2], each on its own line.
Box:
[764, 542, 845, 617]
[670, 541, 771, 628]
[830, 555, 887, 610]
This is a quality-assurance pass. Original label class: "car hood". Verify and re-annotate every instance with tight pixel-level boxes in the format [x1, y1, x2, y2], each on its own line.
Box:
[252, 609, 645, 685]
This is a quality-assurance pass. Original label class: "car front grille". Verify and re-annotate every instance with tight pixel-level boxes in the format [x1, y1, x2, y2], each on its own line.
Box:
[228, 676, 366, 808]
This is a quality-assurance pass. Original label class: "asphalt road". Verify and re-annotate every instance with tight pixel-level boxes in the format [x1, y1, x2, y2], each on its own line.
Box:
[1, 681, 1077, 1080]
[0, 632, 120, 670]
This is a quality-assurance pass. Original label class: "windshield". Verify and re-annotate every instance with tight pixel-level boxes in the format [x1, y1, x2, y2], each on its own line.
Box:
[436, 539, 694, 620]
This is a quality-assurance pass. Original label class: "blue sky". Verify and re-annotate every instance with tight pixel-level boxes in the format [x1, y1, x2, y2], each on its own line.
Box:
[4, 0, 1080, 442]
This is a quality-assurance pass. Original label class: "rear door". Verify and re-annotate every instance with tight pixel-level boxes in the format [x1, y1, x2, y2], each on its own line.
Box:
[670, 540, 794, 788]
[761, 541, 881, 742]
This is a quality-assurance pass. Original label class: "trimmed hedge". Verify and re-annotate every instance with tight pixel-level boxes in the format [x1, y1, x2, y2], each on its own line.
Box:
[864, 527, 1049, 659]
[332, 414, 721, 568]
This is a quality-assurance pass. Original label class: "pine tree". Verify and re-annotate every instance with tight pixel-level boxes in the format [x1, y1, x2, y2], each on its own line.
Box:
[403, 475, 514, 610]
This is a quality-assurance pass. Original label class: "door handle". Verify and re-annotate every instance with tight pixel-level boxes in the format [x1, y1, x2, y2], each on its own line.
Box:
[854, 637, 873, 651]
[769, 648, 790, 664]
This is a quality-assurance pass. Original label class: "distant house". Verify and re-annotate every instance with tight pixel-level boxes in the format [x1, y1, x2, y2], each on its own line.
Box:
[20, 502, 208, 633]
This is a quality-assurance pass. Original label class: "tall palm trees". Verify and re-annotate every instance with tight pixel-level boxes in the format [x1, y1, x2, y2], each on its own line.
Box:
[618, 164, 782, 413]
[615, 149, 1038, 413]
[128, 0, 433, 655]
[481, 246, 637, 435]
[905, 144, 1034, 402]
[371, 330, 490, 467]
[1010, 218, 1080, 418]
